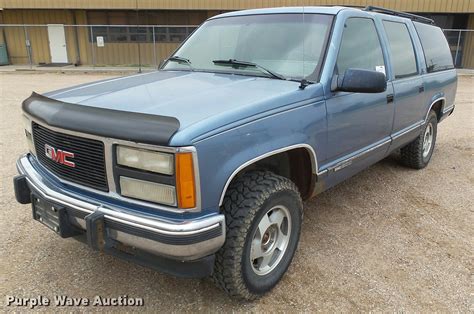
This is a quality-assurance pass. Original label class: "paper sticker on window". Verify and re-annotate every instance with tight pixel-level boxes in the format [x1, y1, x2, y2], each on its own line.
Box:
[375, 65, 386, 75]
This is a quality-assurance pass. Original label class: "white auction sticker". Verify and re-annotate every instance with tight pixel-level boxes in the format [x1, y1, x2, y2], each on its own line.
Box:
[375, 65, 386, 75]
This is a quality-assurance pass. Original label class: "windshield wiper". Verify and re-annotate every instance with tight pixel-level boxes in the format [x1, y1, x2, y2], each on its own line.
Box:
[166, 56, 194, 70]
[212, 59, 286, 80]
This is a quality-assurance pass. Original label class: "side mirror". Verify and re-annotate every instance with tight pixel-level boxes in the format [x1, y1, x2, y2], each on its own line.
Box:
[332, 68, 386, 93]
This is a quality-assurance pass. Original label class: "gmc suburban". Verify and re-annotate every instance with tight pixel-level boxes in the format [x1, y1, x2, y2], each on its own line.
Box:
[14, 6, 457, 300]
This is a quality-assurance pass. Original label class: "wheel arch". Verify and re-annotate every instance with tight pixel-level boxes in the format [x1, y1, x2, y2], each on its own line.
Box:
[218, 144, 319, 206]
[426, 96, 446, 122]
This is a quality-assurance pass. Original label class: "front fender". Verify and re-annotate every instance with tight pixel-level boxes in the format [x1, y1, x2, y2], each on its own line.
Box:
[194, 99, 327, 211]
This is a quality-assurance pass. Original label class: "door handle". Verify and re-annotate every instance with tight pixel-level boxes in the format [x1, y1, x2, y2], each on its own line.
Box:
[418, 85, 425, 93]
[386, 94, 394, 104]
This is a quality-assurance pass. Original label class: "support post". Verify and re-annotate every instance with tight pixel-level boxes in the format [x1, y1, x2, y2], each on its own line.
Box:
[454, 30, 462, 67]
[153, 26, 157, 69]
[23, 25, 32, 68]
[89, 25, 95, 67]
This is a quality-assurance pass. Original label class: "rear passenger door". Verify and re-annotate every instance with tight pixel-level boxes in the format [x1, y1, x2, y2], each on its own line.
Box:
[382, 19, 425, 147]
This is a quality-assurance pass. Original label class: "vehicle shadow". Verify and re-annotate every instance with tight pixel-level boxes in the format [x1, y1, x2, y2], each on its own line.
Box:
[58, 152, 409, 309]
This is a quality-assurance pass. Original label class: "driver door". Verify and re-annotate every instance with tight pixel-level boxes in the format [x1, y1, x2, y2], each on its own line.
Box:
[325, 17, 394, 178]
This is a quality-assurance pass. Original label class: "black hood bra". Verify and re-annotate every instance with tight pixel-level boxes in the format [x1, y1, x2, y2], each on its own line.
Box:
[22, 92, 180, 146]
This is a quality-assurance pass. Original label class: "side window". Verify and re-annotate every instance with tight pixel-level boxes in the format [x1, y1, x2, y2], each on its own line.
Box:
[383, 21, 418, 79]
[414, 22, 454, 73]
[336, 18, 385, 75]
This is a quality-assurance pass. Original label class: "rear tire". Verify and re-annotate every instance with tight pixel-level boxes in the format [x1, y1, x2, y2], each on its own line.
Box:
[400, 110, 438, 169]
[213, 170, 303, 300]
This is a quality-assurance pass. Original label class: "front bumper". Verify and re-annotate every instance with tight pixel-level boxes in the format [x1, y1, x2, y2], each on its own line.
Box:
[14, 154, 225, 277]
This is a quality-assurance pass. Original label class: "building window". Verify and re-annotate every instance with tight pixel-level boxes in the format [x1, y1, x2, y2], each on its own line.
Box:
[89, 26, 197, 43]
[86, 9, 203, 43]
[108, 27, 128, 42]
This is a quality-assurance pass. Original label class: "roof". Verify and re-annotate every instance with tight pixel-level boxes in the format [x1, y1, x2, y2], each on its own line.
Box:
[209, 6, 438, 27]
[210, 6, 348, 20]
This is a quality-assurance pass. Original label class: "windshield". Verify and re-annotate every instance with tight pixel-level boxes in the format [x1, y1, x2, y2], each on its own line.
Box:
[162, 14, 333, 81]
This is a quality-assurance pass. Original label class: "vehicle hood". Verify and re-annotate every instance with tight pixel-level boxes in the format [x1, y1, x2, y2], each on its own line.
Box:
[44, 71, 321, 144]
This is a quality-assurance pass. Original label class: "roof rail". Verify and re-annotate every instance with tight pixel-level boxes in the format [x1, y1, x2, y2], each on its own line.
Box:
[364, 6, 435, 25]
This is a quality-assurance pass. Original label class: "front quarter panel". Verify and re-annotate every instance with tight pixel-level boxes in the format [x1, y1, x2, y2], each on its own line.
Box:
[194, 86, 327, 211]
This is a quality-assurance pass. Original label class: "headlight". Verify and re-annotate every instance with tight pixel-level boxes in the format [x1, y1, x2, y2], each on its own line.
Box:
[120, 176, 176, 206]
[22, 115, 35, 153]
[117, 146, 174, 175]
[117, 146, 197, 209]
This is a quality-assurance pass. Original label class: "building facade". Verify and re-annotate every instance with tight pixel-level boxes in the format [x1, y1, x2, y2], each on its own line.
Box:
[1, 0, 473, 68]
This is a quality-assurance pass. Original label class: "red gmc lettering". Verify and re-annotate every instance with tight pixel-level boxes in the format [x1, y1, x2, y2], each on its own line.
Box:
[44, 144, 75, 168]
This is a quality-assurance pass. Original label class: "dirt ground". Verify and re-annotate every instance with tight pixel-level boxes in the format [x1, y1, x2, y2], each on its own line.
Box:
[0, 72, 472, 312]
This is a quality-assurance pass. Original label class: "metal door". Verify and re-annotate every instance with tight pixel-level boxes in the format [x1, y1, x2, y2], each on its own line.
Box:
[47, 24, 68, 63]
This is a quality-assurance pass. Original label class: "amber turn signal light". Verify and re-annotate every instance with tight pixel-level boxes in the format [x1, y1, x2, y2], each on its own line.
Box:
[176, 152, 196, 209]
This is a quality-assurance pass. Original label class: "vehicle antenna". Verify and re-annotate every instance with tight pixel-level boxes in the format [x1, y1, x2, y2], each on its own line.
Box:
[136, 0, 142, 73]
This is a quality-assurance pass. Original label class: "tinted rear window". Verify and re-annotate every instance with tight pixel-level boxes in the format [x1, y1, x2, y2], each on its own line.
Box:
[414, 22, 454, 73]
[383, 21, 418, 79]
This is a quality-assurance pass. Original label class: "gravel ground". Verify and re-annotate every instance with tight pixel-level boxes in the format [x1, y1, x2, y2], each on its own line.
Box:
[0, 73, 472, 312]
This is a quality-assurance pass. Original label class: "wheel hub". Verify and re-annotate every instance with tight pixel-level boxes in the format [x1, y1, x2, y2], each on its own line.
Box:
[250, 205, 291, 276]
[261, 225, 277, 251]
[423, 122, 433, 158]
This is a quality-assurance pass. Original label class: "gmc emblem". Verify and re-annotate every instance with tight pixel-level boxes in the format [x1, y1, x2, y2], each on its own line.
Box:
[44, 144, 75, 168]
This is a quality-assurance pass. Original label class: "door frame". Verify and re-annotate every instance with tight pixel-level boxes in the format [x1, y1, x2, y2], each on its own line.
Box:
[47, 24, 68, 63]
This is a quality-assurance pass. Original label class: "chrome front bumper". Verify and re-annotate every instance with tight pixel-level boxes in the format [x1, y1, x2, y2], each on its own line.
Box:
[15, 154, 225, 262]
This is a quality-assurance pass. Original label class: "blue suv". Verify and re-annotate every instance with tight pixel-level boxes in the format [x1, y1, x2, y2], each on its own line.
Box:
[14, 6, 457, 299]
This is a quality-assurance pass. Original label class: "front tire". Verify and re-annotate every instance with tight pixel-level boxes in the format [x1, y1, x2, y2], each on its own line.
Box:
[400, 110, 438, 169]
[213, 170, 303, 300]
